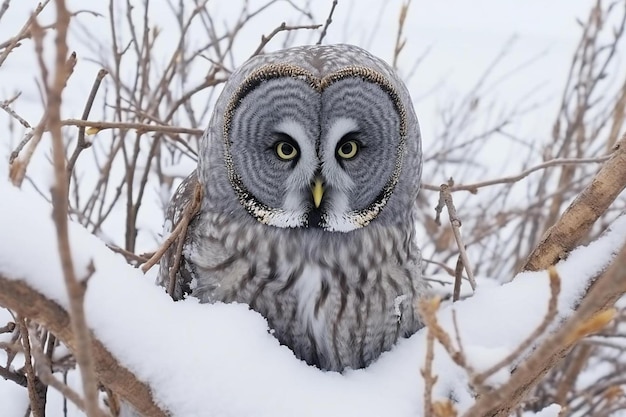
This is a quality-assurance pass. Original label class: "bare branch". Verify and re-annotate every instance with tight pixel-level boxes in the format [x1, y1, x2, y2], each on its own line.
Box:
[0, 274, 167, 416]
[421, 156, 610, 193]
[316, 0, 337, 45]
[434, 183, 476, 290]
[66, 68, 109, 181]
[522, 134, 626, 271]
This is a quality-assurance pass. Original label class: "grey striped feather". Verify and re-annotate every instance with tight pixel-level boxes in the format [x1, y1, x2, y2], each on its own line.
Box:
[159, 44, 427, 372]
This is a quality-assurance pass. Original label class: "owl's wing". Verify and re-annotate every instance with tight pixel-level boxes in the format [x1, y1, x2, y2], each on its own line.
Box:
[157, 170, 200, 300]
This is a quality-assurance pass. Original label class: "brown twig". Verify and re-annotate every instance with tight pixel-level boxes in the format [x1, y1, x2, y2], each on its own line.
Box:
[17, 318, 46, 417]
[452, 255, 463, 302]
[0, 321, 15, 333]
[554, 343, 592, 406]
[167, 182, 203, 296]
[66, 68, 109, 181]
[421, 328, 436, 417]
[106, 244, 150, 265]
[435, 183, 476, 290]
[392, 0, 411, 70]
[418, 297, 472, 373]
[0, 364, 27, 387]
[47, 1, 100, 415]
[140, 181, 202, 286]
[0, 0, 50, 68]
[29, 329, 104, 416]
[0, 0, 10, 23]
[9, 45, 76, 187]
[316, 0, 337, 45]
[421, 156, 610, 193]
[252, 22, 322, 56]
[60, 118, 204, 135]
[0, 94, 31, 128]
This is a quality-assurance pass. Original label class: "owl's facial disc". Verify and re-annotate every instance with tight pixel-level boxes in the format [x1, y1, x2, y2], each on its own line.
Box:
[224, 65, 406, 232]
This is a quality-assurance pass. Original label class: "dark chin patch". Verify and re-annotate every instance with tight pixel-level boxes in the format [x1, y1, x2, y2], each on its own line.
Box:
[307, 209, 323, 228]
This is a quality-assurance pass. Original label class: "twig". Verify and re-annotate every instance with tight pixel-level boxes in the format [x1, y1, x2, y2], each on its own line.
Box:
[417, 297, 472, 372]
[106, 244, 150, 264]
[421, 156, 610, 193]
[17, 318, 45, 417]
[554, 344, 592, 405]
[0, 94, 31, 128]
[66, 68, 109, 181]
[60, 118, 204, 135]
[452, 255, 463, 302]
[47, 1, 100, 415]
[9, 46, 76, 187]
[0, 0, 50, 68]
[252, 22, 321, 56]
[168, 183, 203, 296]
[140, 181, 202, 279]
[29, 329, 99, 416]
[421, 328, 436, 417]
[0, 364, 27, 387]
[0, 321, 15, 333]
[316, 0, 337, 45]
[435, 182, 476, 290]
[392, 0, 411, 69]
[0, 0, 10, 23]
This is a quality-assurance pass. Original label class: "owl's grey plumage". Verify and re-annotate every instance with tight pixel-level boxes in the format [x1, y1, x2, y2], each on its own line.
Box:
[159, 44, 426, 372]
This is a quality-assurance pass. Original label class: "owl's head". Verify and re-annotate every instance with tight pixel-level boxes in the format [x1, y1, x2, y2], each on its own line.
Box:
[199, 44, 422, 232]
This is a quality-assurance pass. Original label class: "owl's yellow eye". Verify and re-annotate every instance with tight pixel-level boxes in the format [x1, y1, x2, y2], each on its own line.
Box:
[275, 141, 298, 161]
[337, 140, 359, 159]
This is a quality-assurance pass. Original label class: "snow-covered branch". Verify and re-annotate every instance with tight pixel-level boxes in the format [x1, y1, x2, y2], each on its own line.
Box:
[0, 274, 166, 416]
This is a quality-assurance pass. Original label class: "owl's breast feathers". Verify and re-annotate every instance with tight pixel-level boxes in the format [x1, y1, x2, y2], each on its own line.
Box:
[160, 173, 426, 371]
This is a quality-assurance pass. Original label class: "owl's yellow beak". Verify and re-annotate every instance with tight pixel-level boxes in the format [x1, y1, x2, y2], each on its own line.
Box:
[312, 178, 324, 208]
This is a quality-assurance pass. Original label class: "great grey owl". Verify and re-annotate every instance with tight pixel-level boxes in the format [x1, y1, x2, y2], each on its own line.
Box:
[159, 44, 426, 372]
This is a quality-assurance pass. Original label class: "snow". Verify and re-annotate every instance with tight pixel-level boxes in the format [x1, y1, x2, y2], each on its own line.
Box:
[1, 178, 625, 417]
[523, 404, 562, 417]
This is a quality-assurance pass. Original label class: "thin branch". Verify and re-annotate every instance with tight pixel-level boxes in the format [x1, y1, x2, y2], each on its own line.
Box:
[0, 0, 10, 23]
[0, 0, 50, 68]
[252, 22, 322, 56]
[0, 94, 32, 128]
[60, 118, 204, 136]
[316, 0, 337, 45]
[140, 181, 203, 277]
[421, 156, 610, 193]
[66, 68, 109, 181]
[29, 329, 99, 416]
[17, 318, 45, 417]
[47, 1, 100, 415]
[392, 0, 410, 69]
[0, 321, 15, 333]
[421, 328, 436, 417]
[435, 183, 476, 290]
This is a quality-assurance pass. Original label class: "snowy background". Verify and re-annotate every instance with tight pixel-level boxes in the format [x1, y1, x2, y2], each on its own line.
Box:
[1, 0, 625, 416]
